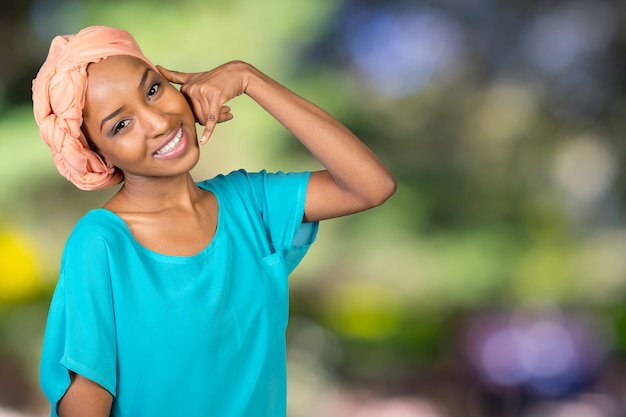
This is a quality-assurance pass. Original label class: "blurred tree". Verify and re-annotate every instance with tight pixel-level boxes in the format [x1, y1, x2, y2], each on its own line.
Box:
[0, 0, 48, 111]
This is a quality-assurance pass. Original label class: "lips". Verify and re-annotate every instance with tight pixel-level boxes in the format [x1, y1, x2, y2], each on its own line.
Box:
[153, 127, 186, 159]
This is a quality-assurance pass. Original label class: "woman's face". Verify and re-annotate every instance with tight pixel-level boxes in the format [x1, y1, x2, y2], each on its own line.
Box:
[82, 55, 199, 183]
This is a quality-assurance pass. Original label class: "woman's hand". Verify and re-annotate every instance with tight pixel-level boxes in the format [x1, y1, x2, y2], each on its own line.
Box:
[157, 61, 252, 144]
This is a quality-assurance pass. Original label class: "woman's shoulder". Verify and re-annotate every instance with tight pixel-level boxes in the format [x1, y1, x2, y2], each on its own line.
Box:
[76, 208, 123, 226]
[197, 169, 251, 190]
[197, 169, 259, 203]
[68, 208, 128, 243]
[197, 169, 309, 193]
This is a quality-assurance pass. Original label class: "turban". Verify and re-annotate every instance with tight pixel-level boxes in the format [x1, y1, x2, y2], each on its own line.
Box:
[32, 26, 157, 190]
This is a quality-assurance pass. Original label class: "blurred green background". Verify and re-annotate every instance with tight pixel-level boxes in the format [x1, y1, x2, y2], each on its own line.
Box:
[2, 0, 626, 416]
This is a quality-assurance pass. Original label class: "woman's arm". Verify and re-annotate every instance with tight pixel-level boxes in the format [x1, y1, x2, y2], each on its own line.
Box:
[158, 61, 397, 221]
[58, 373, 113, 417]
[244, 65, 396, 221]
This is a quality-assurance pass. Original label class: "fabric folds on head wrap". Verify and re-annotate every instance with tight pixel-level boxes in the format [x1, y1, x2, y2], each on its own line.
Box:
[32, 26, 158, 190]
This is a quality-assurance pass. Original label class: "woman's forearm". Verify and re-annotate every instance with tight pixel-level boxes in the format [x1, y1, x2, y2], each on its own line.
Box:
[58, 373, 113, 417]
[244, 63, 397, 218]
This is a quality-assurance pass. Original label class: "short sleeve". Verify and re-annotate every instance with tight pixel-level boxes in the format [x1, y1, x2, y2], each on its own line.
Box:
[40, 220, 117, 415]
[199, 170, 318, 273]
[244, 170, 319, 273]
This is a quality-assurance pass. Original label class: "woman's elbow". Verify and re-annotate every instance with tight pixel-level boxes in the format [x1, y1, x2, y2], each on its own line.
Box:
[368, 173, 397, 208]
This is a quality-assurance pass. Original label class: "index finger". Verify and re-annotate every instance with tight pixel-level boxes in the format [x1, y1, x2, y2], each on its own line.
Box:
[200, 114, 218, 145]
[156, 65, 189, 85]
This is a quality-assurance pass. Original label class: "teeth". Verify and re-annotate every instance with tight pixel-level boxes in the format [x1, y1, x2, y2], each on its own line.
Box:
[155, 129, 183, 155]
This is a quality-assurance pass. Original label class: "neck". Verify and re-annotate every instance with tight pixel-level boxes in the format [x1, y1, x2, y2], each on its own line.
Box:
[107, 173, 203, 213]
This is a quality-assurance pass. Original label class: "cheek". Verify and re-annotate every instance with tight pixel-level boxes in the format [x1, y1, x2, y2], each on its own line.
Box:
[165, 87, 194, 117]
[96, 134, 146, 167]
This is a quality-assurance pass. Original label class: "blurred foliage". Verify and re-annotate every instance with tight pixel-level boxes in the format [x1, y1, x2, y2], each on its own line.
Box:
[2, 0, 626, 416]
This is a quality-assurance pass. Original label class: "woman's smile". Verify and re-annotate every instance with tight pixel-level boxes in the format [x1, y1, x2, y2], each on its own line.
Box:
[154, 126, 186, 159]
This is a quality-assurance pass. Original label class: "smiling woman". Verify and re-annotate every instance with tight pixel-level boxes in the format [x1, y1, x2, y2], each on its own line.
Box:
[81, 56, 201, 183]
[31, 26, 395, 417]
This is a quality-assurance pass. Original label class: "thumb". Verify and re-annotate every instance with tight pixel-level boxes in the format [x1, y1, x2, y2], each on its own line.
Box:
[156, 65, 189, 85]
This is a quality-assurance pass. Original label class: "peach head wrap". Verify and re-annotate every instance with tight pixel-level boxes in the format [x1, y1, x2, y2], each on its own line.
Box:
[32, 26, 158, 190]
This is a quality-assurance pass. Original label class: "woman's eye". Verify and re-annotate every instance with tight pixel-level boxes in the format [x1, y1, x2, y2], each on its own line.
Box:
[148, 82, 160, 97]
[113, 120, 128, 135]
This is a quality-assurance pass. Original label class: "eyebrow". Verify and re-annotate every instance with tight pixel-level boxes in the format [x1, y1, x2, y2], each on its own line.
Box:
[99, 67, 152, 132]
[138, 67, 151, 91]
[100, 106, 126, 133]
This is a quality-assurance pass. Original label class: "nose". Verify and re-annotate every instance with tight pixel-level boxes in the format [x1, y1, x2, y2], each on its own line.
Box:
[141, 106, 170, 139]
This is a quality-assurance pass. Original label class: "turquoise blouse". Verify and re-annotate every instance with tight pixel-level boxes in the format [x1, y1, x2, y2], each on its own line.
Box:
[40, 170, 318, 417]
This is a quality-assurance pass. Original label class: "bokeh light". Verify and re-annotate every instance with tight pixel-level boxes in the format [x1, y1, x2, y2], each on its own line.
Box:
[0, 227, 41, 303]
[3, 0, 626, 415]
[464, 307, 611, 396]
[343, 6, 465, 98]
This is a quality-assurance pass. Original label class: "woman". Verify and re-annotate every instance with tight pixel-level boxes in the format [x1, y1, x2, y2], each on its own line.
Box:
[33, 26, 395, 417]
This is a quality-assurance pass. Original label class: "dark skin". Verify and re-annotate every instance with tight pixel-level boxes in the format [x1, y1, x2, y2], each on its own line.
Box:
[58, 56, 396, 416]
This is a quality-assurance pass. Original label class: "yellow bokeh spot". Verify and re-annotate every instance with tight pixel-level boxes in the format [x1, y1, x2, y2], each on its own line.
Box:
[0, 229, 40, 303]
[323, 282, 403, 340]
